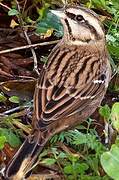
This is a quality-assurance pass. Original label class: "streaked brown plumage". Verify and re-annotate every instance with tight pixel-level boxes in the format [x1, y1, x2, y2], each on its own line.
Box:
[5, 5, 111, 180]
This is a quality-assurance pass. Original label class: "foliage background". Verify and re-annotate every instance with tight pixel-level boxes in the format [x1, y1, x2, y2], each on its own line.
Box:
[0, 0, 119, 179]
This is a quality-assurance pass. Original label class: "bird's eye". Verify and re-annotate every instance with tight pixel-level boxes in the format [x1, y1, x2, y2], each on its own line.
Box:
[76, 15, 84, 22]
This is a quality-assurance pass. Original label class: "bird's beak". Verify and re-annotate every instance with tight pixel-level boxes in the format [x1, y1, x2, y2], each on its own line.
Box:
[50, 9, 65, 19]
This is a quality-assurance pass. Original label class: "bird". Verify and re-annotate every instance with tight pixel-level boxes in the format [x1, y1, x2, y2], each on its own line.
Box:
[5, 4, 111, 180]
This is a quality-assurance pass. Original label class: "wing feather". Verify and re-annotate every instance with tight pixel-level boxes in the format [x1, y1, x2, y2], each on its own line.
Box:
[33, 45, 107, 128]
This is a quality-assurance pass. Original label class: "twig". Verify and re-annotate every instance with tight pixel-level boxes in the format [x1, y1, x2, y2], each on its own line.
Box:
[13, 75, 36, 79]
[0, 2, 11, 10]
[13, 119, 32, 135]
[0, 108, 32, 134]
[2, 106, 23, 115]
[16, 0, 39, 75]
[62, 0, 67, 5]
[0, 28, 15, 32]
[104, 121, 109, 144]
[57, 141, 86, 160]
[0, 40, 59, 54]
[22, 0, 28, 14]
[2, 102, 33, 115]
[24, 30, 40, 75]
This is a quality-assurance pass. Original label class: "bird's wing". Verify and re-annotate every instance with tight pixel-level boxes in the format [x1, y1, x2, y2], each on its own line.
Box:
[33, 45, 107, 128]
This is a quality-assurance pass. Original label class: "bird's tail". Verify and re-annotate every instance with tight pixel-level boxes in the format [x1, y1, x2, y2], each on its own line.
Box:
[5, 130, 49, 180]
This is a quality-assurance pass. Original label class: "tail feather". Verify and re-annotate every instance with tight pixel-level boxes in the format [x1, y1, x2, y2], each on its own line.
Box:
[5, 131, 48, 180]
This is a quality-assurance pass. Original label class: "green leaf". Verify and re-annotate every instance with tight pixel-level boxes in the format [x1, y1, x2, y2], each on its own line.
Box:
[64, 164, 73, 174]
[8, 9, 19, 16]
[91, 0, 106, 9]
[9, 96, 20, 103]
[80, 175, 110, 180]
[37, 3, 50, 19]
[101, 144, 119, 180]
[39, 150, 48, 160]
[7, 130, 21, 147]
[75, 163, 89, 175]
[64, 162, 89, 175]
[58, 152, 67, 159]
[0, 128, 21, 147]
[0, 136, 6, 150]
[111, 102, 119, 131]
[36, 12, 63, 37]
[87, 155, 99, 175]
[72, 131, 87, 145]
[68, 154, 78, 163]
[41, 158, 56, 165]
[108, 44, 119, 58]
[0, 93, 7, 102]
[51, 147, 58, 155]
[99, 105, 111, 119]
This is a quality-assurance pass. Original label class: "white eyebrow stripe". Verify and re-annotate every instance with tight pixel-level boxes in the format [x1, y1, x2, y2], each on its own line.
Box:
[93, 80, 104, 84]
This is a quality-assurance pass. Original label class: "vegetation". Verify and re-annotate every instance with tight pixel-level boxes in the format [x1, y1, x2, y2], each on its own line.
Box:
[0, 0, 119, 179]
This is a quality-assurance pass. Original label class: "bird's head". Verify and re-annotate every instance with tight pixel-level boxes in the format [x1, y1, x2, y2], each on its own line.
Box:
[51, 5, 105, 45]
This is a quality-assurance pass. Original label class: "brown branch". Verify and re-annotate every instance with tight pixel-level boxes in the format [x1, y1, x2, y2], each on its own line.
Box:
[15, 0, 40, 75]
[0, 2, 11, 10]
[0, 40, 59, 54]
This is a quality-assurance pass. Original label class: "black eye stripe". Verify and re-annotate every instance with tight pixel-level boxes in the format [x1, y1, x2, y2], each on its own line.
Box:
[65, 11, 76, 20]
[65, 11, 85, 23]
